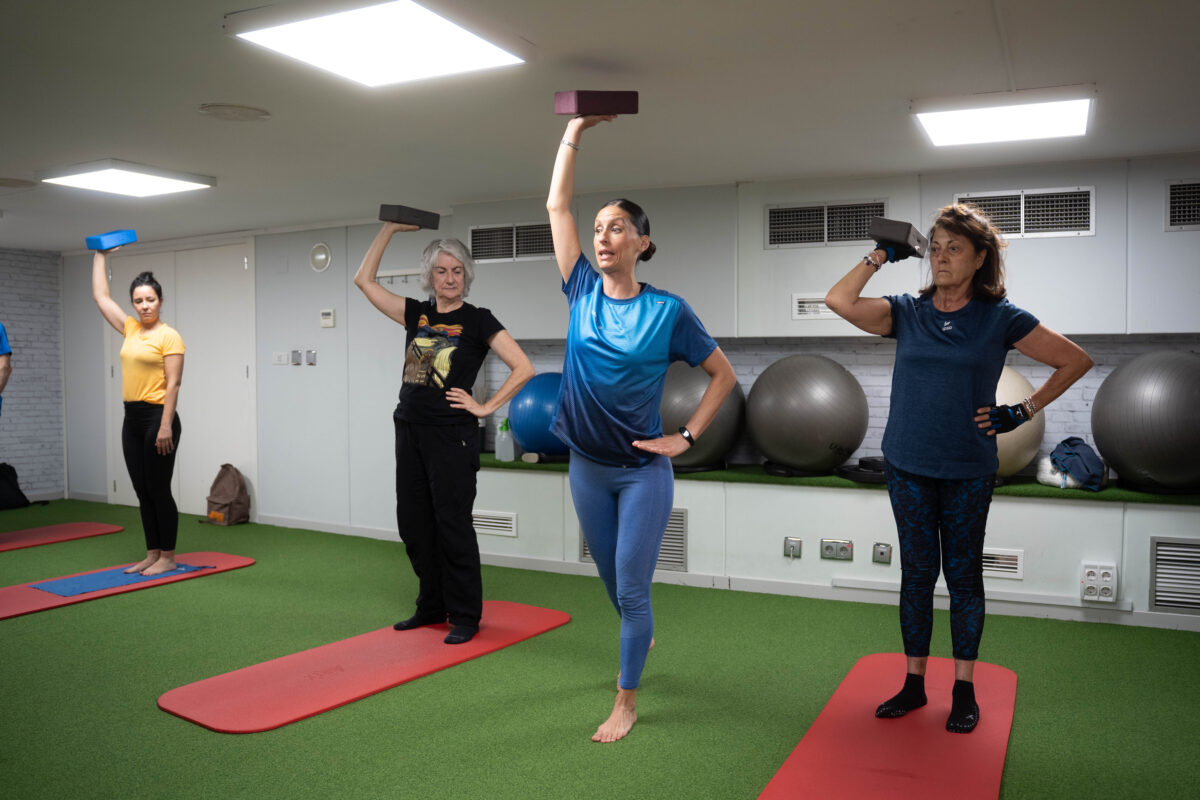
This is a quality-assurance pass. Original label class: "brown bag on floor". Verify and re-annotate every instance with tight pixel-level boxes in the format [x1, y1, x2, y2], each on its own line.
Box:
[204, 464, 250, 525]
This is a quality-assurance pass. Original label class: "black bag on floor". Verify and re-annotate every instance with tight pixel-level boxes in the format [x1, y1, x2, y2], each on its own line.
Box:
[0, 462, 31, 510]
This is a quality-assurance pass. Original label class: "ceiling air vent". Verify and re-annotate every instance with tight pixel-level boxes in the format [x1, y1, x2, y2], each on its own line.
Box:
[470, 223, 555, 262]
[765, 200, 886, 249]
[981, 547, 1023, 579]
[1167, 181, 1200, 231]
[957, 187, 1094, 238]
[473, 510, 517, 537]
[581, 508, 687, 572]
[1150, 537, 1200, 615]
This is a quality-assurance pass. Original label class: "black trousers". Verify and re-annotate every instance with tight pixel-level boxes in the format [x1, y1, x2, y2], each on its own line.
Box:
[122, 401, 182, 551]
[394, 417, 482, 628]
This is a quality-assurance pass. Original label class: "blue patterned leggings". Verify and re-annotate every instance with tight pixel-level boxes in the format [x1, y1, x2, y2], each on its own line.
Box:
[884, 461, 994, 661]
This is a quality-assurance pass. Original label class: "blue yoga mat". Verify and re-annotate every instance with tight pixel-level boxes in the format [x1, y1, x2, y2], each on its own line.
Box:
[31, 564, 212, 597]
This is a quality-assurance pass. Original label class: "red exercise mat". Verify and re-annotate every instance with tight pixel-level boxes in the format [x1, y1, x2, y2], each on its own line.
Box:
[0, 522, 123, 553]
[759, 653, 1017, 800]
[158, 600, 571, 733]
[0, 551, 254, 620]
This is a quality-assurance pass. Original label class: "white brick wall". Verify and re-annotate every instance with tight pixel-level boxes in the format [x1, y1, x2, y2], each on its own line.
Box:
[0, 248, 64, 499]
[482, 332, 1200, 472]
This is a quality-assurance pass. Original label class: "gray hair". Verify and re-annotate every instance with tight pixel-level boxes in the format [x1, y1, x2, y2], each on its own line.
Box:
[419, 238, 475, 298]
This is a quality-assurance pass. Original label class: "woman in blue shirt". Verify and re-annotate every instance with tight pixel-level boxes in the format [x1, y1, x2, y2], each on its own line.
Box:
[826, 204, 1092, 733]
[547, 114, 737, 743]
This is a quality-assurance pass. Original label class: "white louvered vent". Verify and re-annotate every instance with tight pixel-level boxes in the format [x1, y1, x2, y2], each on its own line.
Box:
[473, 510, 517, 538]
[1150, 537, 1200, 614]
[792, 294, 836, 320]
[581, 508, 687, 572]
[765, 200, 886, 249]
[470, 223, 555, 262]
[956, 187, 1094, 238]
[981, 547, 1023, 579]
[1167, 181, 1200, 231]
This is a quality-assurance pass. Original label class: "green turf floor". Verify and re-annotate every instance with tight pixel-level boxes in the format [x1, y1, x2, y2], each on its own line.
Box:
[2, 501, 1198, 799]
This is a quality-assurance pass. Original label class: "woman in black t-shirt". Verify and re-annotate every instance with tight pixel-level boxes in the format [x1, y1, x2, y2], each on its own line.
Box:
[355, 222, 534, 644]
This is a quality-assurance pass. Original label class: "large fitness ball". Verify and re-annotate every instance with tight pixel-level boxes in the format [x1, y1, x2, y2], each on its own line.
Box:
[746, 355, 868, 473]
[1091, 351, 1200, 492]
[508, 372, 570, 456]
[659, 361, 746, 471]
[995, 366, 1046, 477]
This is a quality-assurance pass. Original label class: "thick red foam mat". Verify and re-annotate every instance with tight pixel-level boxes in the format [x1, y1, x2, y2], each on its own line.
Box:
[158, 600, 571, 733]
[0, 522, 123, 553]
[0, 552, 254, 620]
[759, 653, 1017, 800]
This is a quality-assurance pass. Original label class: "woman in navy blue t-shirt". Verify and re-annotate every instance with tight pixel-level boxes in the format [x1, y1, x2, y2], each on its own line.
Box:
[826, 204, 1092, 733]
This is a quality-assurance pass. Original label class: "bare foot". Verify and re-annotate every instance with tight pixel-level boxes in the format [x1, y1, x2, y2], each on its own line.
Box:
[592, 689, 637, 743]
[123, 555, 158, 574]
[141, 557, 178, 576]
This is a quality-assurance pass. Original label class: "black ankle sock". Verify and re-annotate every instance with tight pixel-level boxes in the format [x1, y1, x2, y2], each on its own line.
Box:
[875, 672, 927, 718]
[393, 611, 444, 631]
[444, 625, 478, 645]
[946, 679, 980, 733]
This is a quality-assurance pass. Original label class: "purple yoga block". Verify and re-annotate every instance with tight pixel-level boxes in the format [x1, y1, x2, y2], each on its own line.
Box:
[554, 90, 639, 115]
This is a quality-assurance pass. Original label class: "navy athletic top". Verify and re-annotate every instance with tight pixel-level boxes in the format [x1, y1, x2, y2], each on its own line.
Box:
[882, 293, 1039, 479]
[552, 254, 718, 467]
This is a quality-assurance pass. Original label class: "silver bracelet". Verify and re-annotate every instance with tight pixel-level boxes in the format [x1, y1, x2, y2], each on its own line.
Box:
[863, 253, 881, 271]
[561, 139, 579, 151]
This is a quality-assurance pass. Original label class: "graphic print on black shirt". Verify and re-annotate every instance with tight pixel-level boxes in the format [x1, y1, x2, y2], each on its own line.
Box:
[403, 315, 462, 389]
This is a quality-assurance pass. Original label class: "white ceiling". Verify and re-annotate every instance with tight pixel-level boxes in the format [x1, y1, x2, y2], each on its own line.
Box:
[3, 0, 1198, 253]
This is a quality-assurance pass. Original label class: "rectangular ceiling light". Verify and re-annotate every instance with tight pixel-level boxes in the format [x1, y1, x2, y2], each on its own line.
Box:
[911, 84, 1096, 147]
[38, 159, 216, 197]
[223, 0, 528, 87]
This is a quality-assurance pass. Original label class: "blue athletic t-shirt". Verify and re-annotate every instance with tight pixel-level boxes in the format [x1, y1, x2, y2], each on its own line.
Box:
[882, 294, 1039, 479]
[0, 322, 10, 356]
[552, 254, 718, 466]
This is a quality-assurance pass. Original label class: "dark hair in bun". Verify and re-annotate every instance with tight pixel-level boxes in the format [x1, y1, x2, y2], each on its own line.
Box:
[603, 198, 656, 262]
[129, 271, 162, 302]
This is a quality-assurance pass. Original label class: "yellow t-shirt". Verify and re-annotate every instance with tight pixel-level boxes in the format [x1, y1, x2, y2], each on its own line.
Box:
[120, 317, 185, 403]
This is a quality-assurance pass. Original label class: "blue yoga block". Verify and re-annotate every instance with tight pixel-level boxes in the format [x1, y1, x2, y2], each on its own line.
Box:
[85, 229, 138, 250]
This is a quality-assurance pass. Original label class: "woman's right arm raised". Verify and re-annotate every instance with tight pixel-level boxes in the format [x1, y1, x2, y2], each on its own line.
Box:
[92, 251, 128, 334]
[825, 250, 894, 336]
[353, 222, 416, 324]
[547, 115, 614, 283]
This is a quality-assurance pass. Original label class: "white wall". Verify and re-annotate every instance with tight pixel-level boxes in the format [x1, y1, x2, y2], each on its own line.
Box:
[61, 253, 106, 501]
[1127, 153, 1200, 332]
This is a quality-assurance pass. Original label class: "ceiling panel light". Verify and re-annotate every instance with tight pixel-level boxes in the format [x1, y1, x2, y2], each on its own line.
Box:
[911, 84, 1096, 147]
[38, 159, 216, 197]
[224, 0, 528, 87]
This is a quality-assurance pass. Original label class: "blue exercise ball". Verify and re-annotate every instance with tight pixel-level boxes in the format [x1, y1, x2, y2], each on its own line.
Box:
[509, 372, 570, 456]
[1091, 350, 1200, 492]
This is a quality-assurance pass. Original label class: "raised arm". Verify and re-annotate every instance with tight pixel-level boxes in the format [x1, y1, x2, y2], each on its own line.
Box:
[353, 222, 418, 324]
[445, 330, 535, 418]
[825, 249, 894, 336]
[632, 347, 738, 457]
[547, 115, 614, 282]
[92, 251, 128, 333]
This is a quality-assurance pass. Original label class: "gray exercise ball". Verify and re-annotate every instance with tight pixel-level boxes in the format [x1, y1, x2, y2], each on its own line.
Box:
[746, 354, 868, 472]
[1091, 350, 1200, 492]
[659, 361, 745, 470]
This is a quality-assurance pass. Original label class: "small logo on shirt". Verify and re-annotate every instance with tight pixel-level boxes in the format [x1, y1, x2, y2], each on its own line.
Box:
[941, 320, 953, 332]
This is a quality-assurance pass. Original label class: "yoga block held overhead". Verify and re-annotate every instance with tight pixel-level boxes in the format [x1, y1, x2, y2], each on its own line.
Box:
[554, 90, 639, 116]
[378, 204, 440, 230]
[868, 217, 929, 260]
[85, 229, 138, 250]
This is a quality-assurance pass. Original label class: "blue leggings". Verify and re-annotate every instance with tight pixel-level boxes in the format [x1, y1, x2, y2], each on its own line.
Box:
[884, 461, 993, 661]
[569, 451, 674, 690]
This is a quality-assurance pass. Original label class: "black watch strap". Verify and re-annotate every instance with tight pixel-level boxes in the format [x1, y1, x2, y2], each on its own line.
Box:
[678, 426, 695, 446]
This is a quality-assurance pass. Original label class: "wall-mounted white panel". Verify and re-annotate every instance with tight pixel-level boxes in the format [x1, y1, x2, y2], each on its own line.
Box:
[1127, 154, 1200, 333]
[920, 161, 1128, 334]
[1121, 505, 1200, 614]
[254, 227, 350, 526]
[673, 481, 727, 576]
[737, 176, 922, 337]
[475, 470, 566, 561]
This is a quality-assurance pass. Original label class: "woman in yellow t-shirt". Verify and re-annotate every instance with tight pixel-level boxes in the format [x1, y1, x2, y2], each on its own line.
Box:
[93, 248, 186, 576]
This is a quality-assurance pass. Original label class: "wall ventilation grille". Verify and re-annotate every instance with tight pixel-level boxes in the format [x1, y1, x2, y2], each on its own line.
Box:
[581, 508, 687, 572]
[956, 187, 1094, 238]
[765, 200, 885, 248]
[470, 223, 554, 262]
[1167, 181, 1200, 230]
[981, 547, 1023, 579]
[792, 294, 836, 320]
[473, 510, 517, 538]
[1150, 537, 1200, 614]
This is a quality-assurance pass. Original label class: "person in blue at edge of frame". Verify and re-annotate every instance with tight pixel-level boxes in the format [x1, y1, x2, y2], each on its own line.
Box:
[825, 203, 1093, 732]
[0, 321, 11, 418]
[547, 114, 738, 743]
[355, 223, 534, 646]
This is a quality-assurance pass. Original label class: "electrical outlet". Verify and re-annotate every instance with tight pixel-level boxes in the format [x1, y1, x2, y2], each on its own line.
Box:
[872, 543, 892, 565]
[820, 538, 853, 561]
[1081, 561, 1118, 603]
[783, 537, 802, 559]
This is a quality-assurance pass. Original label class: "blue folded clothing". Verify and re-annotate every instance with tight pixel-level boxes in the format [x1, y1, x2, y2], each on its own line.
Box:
[31, 563, 211, 597]
[1050, 436, 1107, 492]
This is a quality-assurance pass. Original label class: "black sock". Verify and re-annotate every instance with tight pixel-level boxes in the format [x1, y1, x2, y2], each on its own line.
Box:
[444, 625, 478, 645]
[875, 672, 927, 718]
[946, 679, 980, 733]
[393, 611, 444, 631]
